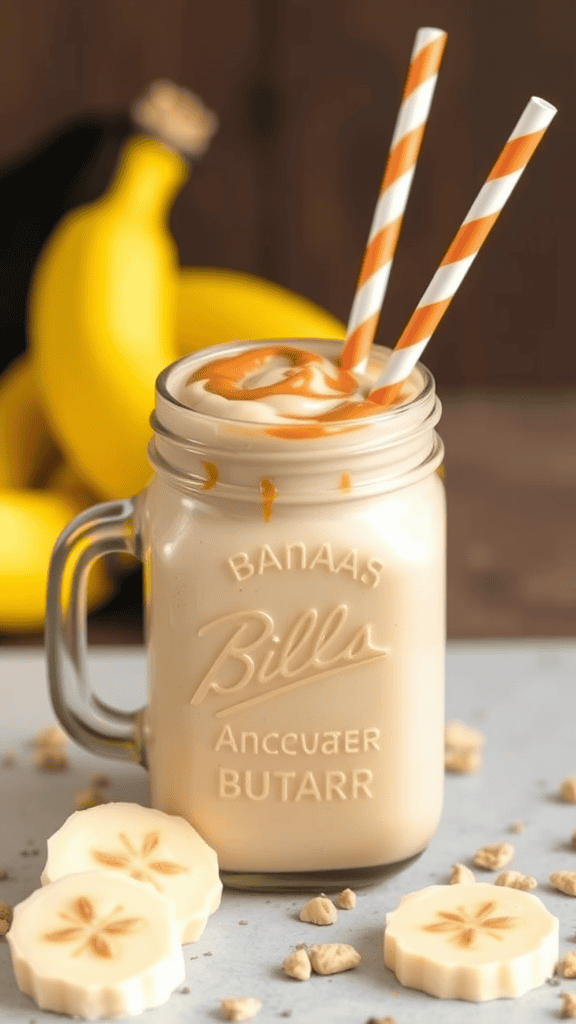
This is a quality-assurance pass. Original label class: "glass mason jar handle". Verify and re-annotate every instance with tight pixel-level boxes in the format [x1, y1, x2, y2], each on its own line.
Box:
[45, 498, 145, 765]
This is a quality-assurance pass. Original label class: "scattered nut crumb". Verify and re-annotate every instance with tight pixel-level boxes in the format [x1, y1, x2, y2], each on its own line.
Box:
[444, 747, 482, 773]
[33, 725, 68, 748]
[238, 920, 249, 926]
[282, 947, 311, 981]
[309, 943, 361, 975]
[509, 820, 525, 834]
[299, 896, 337, 925]
[89, 773, 111, 789]
[445, 720, 486, 750]
[1, 753, 16, 767]
[444, 720, 485, 773]
[336, 888, 356, 909]
[550, 871, 576, 896]
[473, 842, 514, 870]
[495, 870, 537, 891]
[178, 985, 190, 994]
[558, 953, 576, 978]
[220, 997, 262, 1021]
[449, 863, 475, 884]
[0, 901, 13, 934]
[0, 869, 7, 880]
[33, 725, 69, 771]
[560, 778, 576, 804]
[571, 831, 576, 851]
[279, 1013, 292, 1019]
[366, 1018, 397, 1024]
[34, 747, 68, 772]
[74, 787, 108, 811]
[561, 991, 576, 1018]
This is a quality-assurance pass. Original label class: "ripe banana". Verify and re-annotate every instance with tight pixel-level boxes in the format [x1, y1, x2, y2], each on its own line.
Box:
[0, 355, 114, 632]
[0, 354, 59, 488]
[0, 463, 113, 633]
[30, 135, 188, 500]
[174, 267, 345, 357]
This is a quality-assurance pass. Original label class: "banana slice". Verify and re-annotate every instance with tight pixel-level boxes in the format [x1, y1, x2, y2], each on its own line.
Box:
[384, 883, 558, 1001]
[41, 802, 222, 944]
[7, 871, 184, 1019]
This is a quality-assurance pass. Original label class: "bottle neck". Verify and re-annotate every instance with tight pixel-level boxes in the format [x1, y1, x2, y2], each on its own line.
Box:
[105, 135, 189, 222]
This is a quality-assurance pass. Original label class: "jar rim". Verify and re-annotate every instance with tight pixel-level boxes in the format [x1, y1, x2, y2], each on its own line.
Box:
[154, 339, 437, 453]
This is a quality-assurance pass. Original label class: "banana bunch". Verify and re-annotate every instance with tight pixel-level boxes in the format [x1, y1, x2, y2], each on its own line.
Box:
[1, 122, 345, 633]
[0, 356, 114, 632]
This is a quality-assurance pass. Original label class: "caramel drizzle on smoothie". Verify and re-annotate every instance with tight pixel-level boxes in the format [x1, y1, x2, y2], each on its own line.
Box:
[202, 461, 219, 490]
[261, 478, 277, 522]
[187, 344, 406, 439]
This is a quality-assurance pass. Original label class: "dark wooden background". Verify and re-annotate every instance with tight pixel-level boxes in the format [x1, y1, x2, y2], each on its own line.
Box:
[0, 0, 573, 388]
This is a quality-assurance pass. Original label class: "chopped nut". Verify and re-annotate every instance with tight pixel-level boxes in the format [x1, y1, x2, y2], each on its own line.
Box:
[550, 871, 576, 896]
[473, 842, 514, 870]
[444, 719, 485, 773]
[0, 901, 13, 933]
[558, 952, 576, 978]
[366, 1018, 397, 1024]
[74, 787, 108, 811]
[220, 997, 262, 1021]
[560, 777, 576, 803]
[282, 947, 311, 980]
[444, 747, 482, 773]
[0, 868, 7, 880]
[309, 943, 361, 975]
[449, 863, 475, 884]
[561, 991, 576, 1018]
[495, 870, 537, 891]
[571, 830, 576, 851]
[33, 725, 68, 748]
[299, 896, 337, 925]
[445, 720, 486, 750]
[510, 820, 525, 834]
[34, 747, 68, 772]
[336, 887, 356, 909]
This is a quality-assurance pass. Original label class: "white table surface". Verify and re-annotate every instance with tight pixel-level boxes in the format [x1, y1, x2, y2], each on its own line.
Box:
[1, 641, 576, 1023]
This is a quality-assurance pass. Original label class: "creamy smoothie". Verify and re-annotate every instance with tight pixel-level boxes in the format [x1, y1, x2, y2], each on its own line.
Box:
[140, 340, 445, 880]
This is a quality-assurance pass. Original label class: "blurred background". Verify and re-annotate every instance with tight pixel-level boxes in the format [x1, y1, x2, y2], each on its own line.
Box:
[0, 0, 574, 644]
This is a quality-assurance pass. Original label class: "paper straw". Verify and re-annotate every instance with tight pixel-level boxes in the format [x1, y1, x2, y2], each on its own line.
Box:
[341, 27, 447, 374]
[368, 95, 557, 406]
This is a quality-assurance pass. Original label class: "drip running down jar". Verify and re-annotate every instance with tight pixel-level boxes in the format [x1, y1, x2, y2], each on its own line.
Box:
[46, 339, 446, 890]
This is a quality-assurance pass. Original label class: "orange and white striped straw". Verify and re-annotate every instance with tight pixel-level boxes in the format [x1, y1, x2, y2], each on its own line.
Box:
[341, 27, 447, 373]
[369, 95, 557, 406]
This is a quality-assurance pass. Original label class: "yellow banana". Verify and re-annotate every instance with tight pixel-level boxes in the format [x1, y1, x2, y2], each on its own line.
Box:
[0, 462, 113, 633]
[0, 353, 113, 632]
[0, 354, 59, 488]
[30, 135, 188, 500]
[174, 267, 345, 356]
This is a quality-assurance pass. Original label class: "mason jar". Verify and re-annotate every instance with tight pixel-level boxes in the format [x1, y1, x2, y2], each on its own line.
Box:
[46, 338, 445, 891]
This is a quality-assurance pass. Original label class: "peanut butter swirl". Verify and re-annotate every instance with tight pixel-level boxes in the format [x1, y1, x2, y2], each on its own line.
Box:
[186, 344, 406, 437]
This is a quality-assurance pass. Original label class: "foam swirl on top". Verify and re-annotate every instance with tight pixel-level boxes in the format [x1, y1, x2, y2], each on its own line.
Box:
[177, 344, 415, 437]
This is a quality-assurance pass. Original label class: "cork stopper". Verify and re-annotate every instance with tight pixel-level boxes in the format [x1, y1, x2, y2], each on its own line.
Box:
[131, 79, 218, 157]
